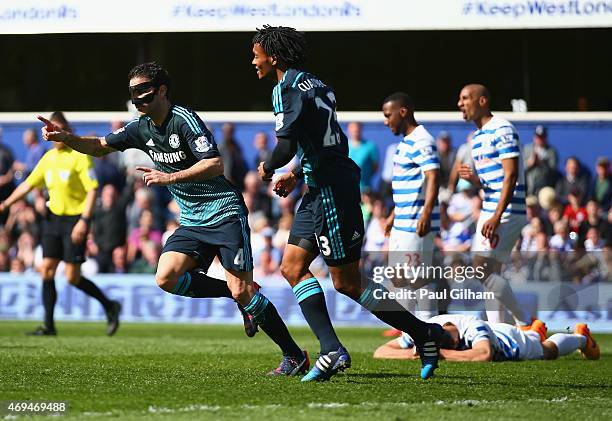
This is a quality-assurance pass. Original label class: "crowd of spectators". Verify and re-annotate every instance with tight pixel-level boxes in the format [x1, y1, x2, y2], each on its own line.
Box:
[0, 122, 610, 283]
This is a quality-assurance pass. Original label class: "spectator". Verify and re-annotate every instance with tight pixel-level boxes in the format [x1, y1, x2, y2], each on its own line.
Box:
[250, 221, 272, 264]
[218, 122, 248, 191]
[93, 184, 131, 273]
[13, 128, 46, 179]
[529, 232, 554, 281]
[447, 180, 473, 226]
[0, 127, 16, 222]
[111, 245, 129, 274]
[243, 171, 271, 220]
[257, 248, 280, 276]
[127, 209, 162, 263]
[5, 200, 40, 241]
[523, 125, 559, 196]
[520, 217, 545, 252]
[436, 131, 456, 191]
[129, 240, 161, 274]
[578, 200, 606, 244]
[15, 231, 37, 270]
[162, 219, 179, 246]
[273, 214, 293, 252]
[439, 195, 478, 253]
[0, 228, 10, 255]
[447, 131, 475, 194]
[606, 207, 612, 246]
[550, 220, 574, 252]
[127, 186, 162, 231]
[0, 250, 9, 272]
[546, 202, 564, 237]
[363, 198, 388, 252]
[347, 122, 378, 191]
[584, 227, 604, 252]
[10, 257, 26, 274]
[591, 156, 612, 211]
[94, 153, 126, 191]
[563, 188, 587, 234]
[555, 156, 590, 205]
[253, 227, 281, 274]
[252, 131, 271, 170]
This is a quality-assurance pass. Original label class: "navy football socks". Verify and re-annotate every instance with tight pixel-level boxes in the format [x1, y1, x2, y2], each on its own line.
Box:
[244, 292, 303, 358]
[172, 271, 233, 298]
[293, 277, 342, 354]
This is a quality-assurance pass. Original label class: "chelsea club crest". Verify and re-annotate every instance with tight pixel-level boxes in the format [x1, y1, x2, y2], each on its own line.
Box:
[169, 134, 180, 148]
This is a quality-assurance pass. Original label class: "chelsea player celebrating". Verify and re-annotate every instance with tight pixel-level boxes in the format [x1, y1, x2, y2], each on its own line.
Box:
[39, 62, 308, 376]
[252, 25, 444, 381]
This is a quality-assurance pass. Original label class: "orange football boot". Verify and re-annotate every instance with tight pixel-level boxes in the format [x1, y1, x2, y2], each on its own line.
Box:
[575, 323, 600, 360]
[519, 319, 548, 342]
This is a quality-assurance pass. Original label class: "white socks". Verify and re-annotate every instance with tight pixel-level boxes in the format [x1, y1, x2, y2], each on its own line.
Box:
[548, 333, 586, 356]
[415, 282, 438, 321]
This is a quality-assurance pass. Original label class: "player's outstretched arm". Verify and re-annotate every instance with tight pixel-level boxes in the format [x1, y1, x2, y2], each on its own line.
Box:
[373, 339, 419, 360]
[137, 157, 223, 187]
[439, 341, 493, 362]
[37, 116, 116, 157]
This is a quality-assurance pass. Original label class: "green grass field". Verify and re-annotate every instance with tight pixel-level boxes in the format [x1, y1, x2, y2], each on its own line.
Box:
[1, 321, 610, 420]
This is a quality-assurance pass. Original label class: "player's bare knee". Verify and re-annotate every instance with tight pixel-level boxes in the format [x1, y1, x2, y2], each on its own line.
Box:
[280, 260, 303, 284]
[226, 278, 250, 304]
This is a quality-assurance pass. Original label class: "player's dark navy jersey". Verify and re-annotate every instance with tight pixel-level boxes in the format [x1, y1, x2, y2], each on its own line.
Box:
[272, 68, 360, 187]
[105, 104, 246, 227]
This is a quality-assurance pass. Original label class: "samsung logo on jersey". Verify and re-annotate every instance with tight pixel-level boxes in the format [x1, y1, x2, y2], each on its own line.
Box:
[297, 78, 326, 92]
[148, 150, 187, 164]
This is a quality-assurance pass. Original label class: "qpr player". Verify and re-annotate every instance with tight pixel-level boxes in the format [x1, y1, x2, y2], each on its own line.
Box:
[457, 84, 532, 326]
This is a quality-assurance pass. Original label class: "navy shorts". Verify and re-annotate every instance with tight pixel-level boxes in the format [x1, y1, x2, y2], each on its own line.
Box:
[42, 213, 86, 264]
[163, 214, 253, 272]
[290, 182, 364, 266]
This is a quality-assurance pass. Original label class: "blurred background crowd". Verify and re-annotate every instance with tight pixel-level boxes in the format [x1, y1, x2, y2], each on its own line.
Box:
[0, 120, 610, 283]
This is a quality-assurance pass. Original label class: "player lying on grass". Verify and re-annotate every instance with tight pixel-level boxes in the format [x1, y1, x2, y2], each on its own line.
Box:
[39, 62, 309, 376]
[374, 314, 600, 361]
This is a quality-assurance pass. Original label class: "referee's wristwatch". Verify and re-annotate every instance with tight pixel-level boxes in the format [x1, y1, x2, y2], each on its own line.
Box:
[80, 216, 91, 225]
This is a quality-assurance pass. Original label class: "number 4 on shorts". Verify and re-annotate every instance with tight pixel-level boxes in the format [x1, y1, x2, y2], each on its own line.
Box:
[234, 248, 244, 266]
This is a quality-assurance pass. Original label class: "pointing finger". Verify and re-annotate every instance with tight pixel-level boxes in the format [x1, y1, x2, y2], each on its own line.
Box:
[36, 115, 56, 131]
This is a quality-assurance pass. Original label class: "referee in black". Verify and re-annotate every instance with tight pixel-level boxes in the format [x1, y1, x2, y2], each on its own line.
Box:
[0, 112, 120, 336]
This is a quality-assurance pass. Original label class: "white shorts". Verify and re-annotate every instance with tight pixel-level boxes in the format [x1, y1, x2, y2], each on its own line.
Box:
[490, 323, 543, 361]
[388, 229, 435, 268]
[471, 213, 524, 263]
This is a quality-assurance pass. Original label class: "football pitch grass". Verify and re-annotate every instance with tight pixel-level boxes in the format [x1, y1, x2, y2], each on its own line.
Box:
[1, 321, 610, 420]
